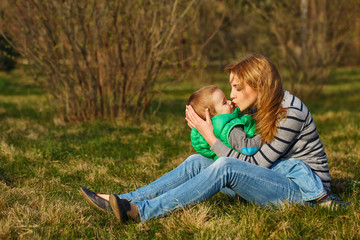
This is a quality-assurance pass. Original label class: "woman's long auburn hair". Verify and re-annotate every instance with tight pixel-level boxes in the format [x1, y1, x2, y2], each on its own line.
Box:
[225, 54, 287, 144]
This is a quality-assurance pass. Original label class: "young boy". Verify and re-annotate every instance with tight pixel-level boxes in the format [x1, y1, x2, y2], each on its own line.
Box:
[188, 85, 328, 203]
[188, 85, 261, 160]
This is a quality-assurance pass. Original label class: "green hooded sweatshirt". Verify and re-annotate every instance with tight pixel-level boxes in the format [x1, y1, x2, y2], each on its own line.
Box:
[190, 107, 257, 160]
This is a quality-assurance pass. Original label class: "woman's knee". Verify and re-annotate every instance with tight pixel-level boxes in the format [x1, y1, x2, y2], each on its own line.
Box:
[183, 154, 213, 169]
[213, 157, 241, 168]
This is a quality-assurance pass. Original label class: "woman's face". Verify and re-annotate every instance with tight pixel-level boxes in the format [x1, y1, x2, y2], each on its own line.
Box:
[229, 72, 258, 111]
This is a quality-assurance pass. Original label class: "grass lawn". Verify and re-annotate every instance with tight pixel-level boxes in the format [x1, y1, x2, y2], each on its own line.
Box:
[0, 68, 359, 239]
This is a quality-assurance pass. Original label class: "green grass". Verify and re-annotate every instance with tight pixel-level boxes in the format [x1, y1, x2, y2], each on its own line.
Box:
[0, 69, 359, 239]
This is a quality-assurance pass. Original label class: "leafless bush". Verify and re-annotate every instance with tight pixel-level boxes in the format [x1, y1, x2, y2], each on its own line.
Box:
[0, 0, 203, 121]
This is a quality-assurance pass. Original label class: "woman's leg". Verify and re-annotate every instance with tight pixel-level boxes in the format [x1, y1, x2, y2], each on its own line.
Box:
[220, 187, 241, 199]
[118, 154, 213, 202]
[270, 158, 327, 201]
[134, 157, 303, 221]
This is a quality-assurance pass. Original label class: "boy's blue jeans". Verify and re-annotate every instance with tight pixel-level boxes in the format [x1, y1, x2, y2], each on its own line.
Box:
[118, 154, 326, 222]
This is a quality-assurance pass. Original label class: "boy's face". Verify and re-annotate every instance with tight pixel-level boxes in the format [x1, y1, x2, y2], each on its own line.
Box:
[213, 88, 234, 115]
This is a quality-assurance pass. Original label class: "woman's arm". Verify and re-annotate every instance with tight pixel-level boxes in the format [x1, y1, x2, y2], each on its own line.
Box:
[211, 109, 304, 168]
[186, 105, 262, 153]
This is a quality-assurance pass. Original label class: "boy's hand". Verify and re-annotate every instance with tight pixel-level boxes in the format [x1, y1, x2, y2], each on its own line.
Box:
[185, 105, 218, 146]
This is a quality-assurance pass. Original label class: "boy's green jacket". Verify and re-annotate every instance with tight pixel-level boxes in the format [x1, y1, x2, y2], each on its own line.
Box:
[190, 107, 256, 160]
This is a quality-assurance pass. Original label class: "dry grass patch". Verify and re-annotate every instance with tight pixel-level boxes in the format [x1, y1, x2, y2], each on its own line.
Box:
[163, 204, 215, 232]
[1, 140, 17, 161]
[0, 183, 96, 239]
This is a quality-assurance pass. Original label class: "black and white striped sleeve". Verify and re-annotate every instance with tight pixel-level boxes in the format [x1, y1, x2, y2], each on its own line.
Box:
[210, 109, 305, 168]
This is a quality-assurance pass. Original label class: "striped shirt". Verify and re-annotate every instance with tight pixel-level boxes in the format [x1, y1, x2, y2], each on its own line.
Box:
[210, 90, 331, 191]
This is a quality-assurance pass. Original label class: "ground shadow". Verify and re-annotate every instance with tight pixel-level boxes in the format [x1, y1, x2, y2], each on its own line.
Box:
[300, 70, 360, 114]
[0, 74, 44, 96]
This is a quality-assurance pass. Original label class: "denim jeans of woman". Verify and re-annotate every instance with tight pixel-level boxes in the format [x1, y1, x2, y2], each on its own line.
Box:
[118, 154, 323, 222]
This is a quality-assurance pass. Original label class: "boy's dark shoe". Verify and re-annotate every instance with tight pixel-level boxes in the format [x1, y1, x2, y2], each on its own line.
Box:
[80, 187, 112, 213]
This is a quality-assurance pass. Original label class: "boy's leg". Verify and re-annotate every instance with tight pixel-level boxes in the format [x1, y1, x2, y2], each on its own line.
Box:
[270, 158, 327, 201]
[134, 157, 303, 221]
[118, 154, 213, 202]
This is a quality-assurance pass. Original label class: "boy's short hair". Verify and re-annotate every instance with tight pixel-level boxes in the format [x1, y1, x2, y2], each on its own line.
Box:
[188, 85, 220, 120]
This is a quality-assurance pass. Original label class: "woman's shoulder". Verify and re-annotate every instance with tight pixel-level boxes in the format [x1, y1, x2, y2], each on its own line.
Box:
[282, 90, 299, 107]
[282, 91, 306, 110]
[282, 90, 311, 120]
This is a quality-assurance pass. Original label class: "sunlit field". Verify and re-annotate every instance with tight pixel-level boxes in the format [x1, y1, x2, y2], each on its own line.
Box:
[1, 68, 359, 239]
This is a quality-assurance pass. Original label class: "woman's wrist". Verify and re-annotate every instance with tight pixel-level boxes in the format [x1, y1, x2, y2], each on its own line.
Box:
[205, 135, 218, 147]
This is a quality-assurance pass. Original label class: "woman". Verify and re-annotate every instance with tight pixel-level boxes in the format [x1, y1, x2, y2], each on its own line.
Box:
[81, 54, 347, 223]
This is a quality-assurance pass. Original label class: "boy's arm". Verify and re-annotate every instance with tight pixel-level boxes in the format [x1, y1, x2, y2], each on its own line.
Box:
[228, 126, 263, 149]
[225, 126, 262, 156]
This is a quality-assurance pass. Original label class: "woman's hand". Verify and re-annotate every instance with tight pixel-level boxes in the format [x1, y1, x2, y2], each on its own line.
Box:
[185, 105, 218, 146]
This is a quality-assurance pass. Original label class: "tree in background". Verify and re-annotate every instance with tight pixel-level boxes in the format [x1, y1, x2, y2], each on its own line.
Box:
[0, 0, 208, 121]
[248, 0, 359, 96]
[197, 0, 359, 97]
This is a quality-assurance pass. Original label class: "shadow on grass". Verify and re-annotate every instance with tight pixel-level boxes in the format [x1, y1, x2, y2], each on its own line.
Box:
[325, 68, 360, 85]
[0, 74, 44, 96]
[0, 165, 14, 186]
[304, 70, 360, 114]
[0, 101, 51, 121]
[0, 73, 51, 123]
[331, 177, 360, 199]
[150, 98, 188, 119]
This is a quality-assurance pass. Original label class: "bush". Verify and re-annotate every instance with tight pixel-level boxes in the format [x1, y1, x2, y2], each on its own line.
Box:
[0, 0, 201, 121]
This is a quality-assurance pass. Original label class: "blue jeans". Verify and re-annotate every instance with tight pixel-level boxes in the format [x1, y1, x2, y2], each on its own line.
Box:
[118, 155, 317, 222]
[271, 158, 327, 201]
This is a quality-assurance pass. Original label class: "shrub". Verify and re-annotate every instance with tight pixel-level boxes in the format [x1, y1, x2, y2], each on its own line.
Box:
[0, 0, 199, 121]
